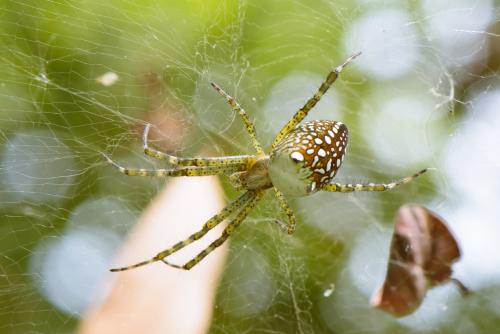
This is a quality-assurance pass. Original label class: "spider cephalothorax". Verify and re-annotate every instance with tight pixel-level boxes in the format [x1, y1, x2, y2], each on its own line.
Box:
[104, 52, 428, 271]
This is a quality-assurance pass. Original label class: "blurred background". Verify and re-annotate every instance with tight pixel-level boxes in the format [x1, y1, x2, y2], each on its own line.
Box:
[1, 0, 499, 333]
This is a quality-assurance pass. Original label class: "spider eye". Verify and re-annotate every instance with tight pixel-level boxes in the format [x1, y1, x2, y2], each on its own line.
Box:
[270, 120, 349, 194]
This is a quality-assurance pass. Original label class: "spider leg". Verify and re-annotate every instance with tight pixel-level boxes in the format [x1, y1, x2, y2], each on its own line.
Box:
[163, 191, 263, 270]
[102, 153, 245, 177]
[273, 187, 296, 234]
[210, 82, 265, 156]
[142, 123, 256, 167]
[271, 52, 361, 149]
[110, 191, 256, 272]
[321, 168, 428, 193]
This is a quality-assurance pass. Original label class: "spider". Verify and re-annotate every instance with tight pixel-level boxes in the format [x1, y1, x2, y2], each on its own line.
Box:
[104, 52, 428, 272]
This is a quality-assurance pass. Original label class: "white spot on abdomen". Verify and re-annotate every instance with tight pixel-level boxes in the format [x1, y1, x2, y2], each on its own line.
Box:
[326, 159, 332, 171]
[290, 151, 304, 161]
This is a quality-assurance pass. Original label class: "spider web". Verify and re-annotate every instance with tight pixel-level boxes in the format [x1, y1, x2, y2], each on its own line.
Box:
[1, 0, 499, 333]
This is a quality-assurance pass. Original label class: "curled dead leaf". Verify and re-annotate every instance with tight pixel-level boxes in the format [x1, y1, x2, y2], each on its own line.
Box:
[371, 204, 469, 316]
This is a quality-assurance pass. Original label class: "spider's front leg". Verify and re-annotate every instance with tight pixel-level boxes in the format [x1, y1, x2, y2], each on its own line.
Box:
[210, 82, 264, 156]
[271, 52, 361, 149]
[142, 123, 256, 167]
[102, 153, 246, 177]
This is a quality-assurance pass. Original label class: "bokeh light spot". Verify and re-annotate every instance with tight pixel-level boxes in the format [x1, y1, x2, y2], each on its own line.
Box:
[3, 130, 77, 203]
[30, 226, 120, 316]
[344, 9, 419, 80]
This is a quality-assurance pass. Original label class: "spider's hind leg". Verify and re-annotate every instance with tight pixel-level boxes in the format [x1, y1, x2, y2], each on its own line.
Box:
[321, 168, 429, 192]
[273, 187, 296, 234]
[163, 191, 263, 270]
[110, 191, 257, 272]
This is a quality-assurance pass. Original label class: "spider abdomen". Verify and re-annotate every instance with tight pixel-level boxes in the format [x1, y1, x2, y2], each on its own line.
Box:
[269, 120, 348, 197]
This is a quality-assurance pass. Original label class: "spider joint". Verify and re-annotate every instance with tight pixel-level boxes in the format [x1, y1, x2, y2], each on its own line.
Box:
[274, 219, 295, 234]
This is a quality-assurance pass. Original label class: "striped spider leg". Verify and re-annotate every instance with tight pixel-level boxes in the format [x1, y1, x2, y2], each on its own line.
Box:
[162, 191, 263, 270]
[142, 123, 256, 167]
[270, 51, 361, 150]
[110, 190, 260, 271]
[107, 52, 429, 272]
